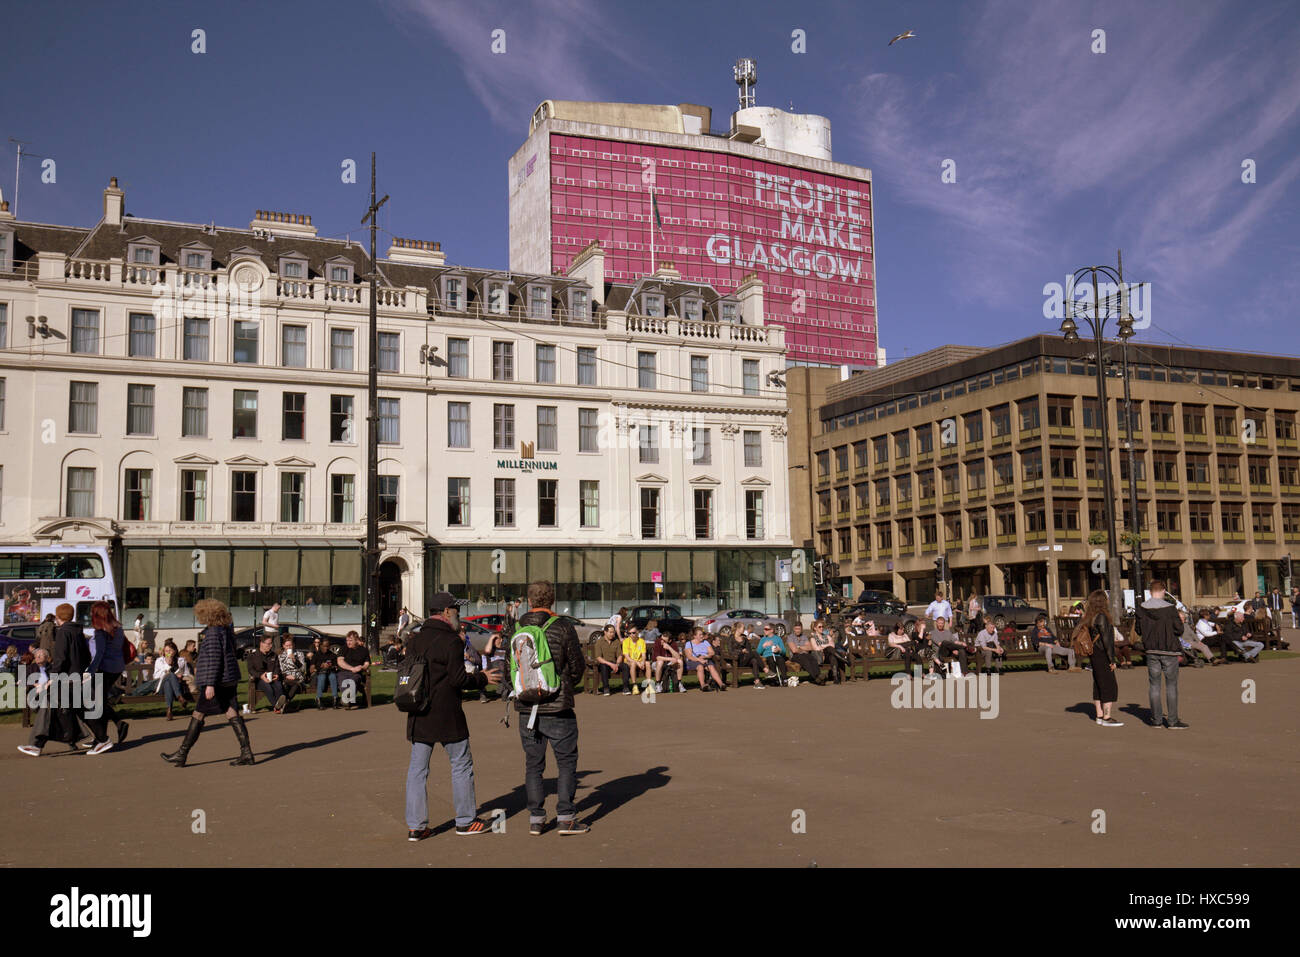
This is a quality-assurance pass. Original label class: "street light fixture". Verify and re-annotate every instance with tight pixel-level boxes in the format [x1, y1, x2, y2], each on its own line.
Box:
[1057, 260, 1139, 624]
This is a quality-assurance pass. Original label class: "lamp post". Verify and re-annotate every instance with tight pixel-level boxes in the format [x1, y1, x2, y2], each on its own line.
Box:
[1058, 262, 1137, 625]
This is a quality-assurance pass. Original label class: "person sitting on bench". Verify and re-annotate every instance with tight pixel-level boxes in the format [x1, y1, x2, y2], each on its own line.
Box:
[336, 631, 370, 707]
[787, 624, 824, 685]
[931, 617, 972, 675]
[887, 621, 923, 676]
[247, 635, 288, 714]
[310, 637, 340, 707]
[278, 635, 308, 709]
[725, 625, 764, 689]
[1029, 614, 1077, 672]
[621, 627, 651, 693]
[594, 625, 630, 696]
[685, 628, 726, 692]
[974, 618, 1007, 674]
[1224, 611, 1264, 663]
[651, 629, 684, 692]
[1177, 610, 1214, 667]
[754, 625, 790, 685]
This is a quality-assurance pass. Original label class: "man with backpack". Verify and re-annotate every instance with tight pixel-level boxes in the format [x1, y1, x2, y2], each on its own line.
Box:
[400, 592, 502, 841]
[512, 581, 589, 836]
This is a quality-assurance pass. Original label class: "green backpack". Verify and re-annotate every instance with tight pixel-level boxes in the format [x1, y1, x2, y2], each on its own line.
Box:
[510, 616, 562, 708]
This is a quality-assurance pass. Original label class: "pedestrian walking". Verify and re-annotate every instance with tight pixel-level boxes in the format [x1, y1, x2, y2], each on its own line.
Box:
[161, 599, 254, 768]
[261, 601, 281, 651]
[84, 601, 130, 753]
[1135, 580, 1187, 729]
[403, 593, 502, 841]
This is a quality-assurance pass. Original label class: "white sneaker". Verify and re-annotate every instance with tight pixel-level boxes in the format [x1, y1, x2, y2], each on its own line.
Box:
[87, 740, 114, 756]
[16, 745, 41, 756]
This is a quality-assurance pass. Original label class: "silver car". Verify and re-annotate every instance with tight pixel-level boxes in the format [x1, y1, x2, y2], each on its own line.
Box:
[699, 608, 787, 638]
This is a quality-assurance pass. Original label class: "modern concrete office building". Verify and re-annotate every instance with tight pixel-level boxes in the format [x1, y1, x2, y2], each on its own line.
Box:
[804, 335, 1300, 611]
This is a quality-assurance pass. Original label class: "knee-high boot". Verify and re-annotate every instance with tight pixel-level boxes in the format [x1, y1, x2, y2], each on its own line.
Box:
[229, 713, 255, 766]
[161, 717, 203, 767]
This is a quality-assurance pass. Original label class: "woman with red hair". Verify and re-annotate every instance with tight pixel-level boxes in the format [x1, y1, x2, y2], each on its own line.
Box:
[85, 600, 130, 754]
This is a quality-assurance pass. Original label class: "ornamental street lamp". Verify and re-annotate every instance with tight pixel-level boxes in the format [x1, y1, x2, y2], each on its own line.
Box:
[1059, 260, 1138, 625]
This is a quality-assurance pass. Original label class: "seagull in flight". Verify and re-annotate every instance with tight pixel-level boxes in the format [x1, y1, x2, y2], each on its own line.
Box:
[889, 29, 917, 46]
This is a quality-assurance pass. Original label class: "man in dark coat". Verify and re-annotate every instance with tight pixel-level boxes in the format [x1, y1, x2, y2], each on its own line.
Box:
[404, 593, 501, 841]
[49, 603, 91, 749]
[246, 634, 287, 713]
[1135, 580, 1187, 729]
[512, 580, 589, 836]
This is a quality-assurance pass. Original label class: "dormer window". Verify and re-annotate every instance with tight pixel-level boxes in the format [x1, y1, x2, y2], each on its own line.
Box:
[486, 282, 508, 315]
[642, 293, 664, 318]
[719, 300, 738, 322]
[126, 238, 161, 272]
[324, 256, 353, 285]
[569, 287, 590, 320]
[0, 228, 11, 272]
[442, 275, 465, 312]
[280, 257, 307, 279]
[185, 252, 207, 269]
[682, 297, 703, 322]
[528, 283, 551, 319]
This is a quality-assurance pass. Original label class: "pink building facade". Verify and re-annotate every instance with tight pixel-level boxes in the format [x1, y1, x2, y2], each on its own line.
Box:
[511, 124, 877, 368]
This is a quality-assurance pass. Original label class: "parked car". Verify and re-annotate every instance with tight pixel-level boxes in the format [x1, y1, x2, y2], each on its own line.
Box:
[839, 599, 916, 635]
[699, 608, 787, 638]
[855, 589, 903, 606]
[970, 595, 1048, 631]
[231, 624, 348, 660]
[0, 622, 39, 658]
[463, 613, 509, 632]
[625, 604, 695, 637]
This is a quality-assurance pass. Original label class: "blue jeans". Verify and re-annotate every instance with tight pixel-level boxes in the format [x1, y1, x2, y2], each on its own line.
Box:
[1233, 640, 1264, 660]
[315, 672, 338, 699]
[256, 679, 284, 709]
[161, 673, 186, 708]
[406, 739, 476, 829]
[1146, 653, 1179, 724]
[519, 713, 579, 822]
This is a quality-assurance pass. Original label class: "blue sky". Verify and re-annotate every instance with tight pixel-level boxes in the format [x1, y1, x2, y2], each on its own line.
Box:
[4, 0, 1297, 360]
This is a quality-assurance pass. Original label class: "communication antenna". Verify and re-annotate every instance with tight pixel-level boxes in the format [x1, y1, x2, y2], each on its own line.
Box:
[9, 138, 30, 219]
[734, 58, 757, 109]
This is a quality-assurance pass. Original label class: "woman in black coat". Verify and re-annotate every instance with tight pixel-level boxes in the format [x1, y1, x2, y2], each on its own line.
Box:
[1080, 589, 1123, 727]
[161, 599, 255, 767]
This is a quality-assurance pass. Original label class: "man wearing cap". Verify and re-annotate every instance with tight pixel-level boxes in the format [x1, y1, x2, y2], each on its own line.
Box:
[404, 592, 502, 841]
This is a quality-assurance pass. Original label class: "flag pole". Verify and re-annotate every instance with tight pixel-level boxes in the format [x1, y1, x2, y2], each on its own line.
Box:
[649, 184, 656, 275]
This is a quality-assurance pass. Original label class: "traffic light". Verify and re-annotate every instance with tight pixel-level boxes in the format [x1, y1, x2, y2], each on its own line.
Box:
[814, 560, 826, 585]
[934, 555, 948, 582]
[1283, 554, 1293, 580]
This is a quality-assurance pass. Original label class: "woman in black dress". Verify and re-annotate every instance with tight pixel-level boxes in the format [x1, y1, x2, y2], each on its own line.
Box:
[161, 598, 255, 767]
[1079, 589, 1123, 726]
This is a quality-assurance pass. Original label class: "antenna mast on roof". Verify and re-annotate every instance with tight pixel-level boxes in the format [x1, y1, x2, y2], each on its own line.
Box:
[734, 58, 757, 109]
[9, 138, 30, 219]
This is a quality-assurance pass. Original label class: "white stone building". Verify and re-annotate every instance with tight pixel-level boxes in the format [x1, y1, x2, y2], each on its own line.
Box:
[0, 181, 806, 637]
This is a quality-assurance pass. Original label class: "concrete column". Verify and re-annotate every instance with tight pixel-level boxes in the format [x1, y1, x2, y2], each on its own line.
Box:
[1176, 559, 1195, 607]
[1045, 557, 1061, 618]
[989, 562, 1007, 594]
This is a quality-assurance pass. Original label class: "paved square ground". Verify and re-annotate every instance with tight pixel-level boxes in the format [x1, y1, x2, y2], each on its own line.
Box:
[3, 656, 1296, 867]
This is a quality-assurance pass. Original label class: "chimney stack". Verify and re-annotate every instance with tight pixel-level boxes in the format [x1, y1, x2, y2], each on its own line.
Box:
[249, 209, 318, 239]
[103, 176, 124, 226]
[385, 237, 446, 266]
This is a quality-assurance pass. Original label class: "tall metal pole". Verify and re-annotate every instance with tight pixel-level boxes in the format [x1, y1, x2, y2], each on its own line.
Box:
[1117, 251, 1144, 602]
[1091, 268, 1124, 625]
[362, 153, 388, 656]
